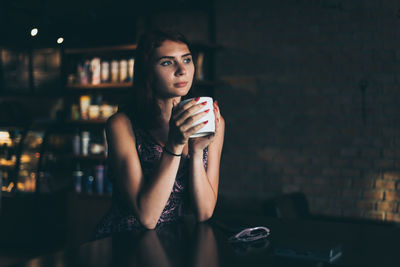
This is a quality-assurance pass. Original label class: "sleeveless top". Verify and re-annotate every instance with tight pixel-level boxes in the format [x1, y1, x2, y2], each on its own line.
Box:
[94, 115, 208, 239]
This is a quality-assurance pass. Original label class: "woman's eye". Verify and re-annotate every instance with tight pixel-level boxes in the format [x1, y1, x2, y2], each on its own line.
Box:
[161, 61, 172, 66]
[183, 58, 192, 63]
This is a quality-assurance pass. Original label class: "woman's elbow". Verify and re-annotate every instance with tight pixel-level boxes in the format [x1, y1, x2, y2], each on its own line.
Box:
[197, 210, 214, 222]
[140, 216, 158, 230]
[137, 206, 159, 229]
[136, 197, 159, 229]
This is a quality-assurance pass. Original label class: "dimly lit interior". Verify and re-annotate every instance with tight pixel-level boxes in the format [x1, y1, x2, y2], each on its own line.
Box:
[1, 0, 400, 266]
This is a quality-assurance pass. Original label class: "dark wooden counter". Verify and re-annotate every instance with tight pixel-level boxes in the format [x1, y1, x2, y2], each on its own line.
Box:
[8, 214, 400, 267]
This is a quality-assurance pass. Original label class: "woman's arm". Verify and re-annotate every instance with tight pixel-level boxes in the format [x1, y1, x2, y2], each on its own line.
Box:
[107, 99, 209, 229]
[106, 113, 183, 229]
[189, 103, 225, 221]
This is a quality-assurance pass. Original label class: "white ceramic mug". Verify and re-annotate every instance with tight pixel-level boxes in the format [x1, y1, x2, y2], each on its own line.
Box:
[179, 97, 215, 138]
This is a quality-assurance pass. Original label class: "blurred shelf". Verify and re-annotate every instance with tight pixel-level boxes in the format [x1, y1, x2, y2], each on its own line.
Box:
[0, 121, 30, 128]
[65, 82, 133, 90]
[64, 44, 137, 55]
[63, 42, 221, 55]
[64, 119, 107, 125]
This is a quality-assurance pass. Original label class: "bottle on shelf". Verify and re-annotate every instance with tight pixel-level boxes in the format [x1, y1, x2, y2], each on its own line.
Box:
[81, 131, 90, 156]
[111, 60, 119, 83]
[79, 95, 91, 120]
[84, 169, 94, 194]
[128, 58, 135, 82]
[72, 130, 80, 156]
[95, 164, 104, 194]
[78, 60, 91, 85]
[90, 57, 101, 85]
[71, 104, 80, 120]
[72, 163, 83, 193]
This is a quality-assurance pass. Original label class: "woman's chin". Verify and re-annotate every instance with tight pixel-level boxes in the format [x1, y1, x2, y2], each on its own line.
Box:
[155, 85, 192, 99]
[172, 87, 191, 97]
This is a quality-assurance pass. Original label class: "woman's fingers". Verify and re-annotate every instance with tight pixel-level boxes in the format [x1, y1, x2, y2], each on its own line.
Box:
[186, 120, 209, 137]
[175, 101, 207, 126]
[179, 109, 210, 132]
[172, 98, 199, 120]
[170, 99, 219, 146]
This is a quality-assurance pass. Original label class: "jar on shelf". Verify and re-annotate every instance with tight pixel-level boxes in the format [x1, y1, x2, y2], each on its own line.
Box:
[119, 59, 128, 82]
[111, 60, 119, 83]
[101, 60, 110, 83]
[128, 58, 135, 82]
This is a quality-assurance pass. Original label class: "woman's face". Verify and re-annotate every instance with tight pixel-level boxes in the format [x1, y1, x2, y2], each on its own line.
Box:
[152, 40, 195, 98]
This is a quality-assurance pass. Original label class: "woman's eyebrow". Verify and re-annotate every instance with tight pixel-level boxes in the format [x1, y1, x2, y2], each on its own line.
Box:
[157, 56, 175, 61]
[157, 53, 192, 62]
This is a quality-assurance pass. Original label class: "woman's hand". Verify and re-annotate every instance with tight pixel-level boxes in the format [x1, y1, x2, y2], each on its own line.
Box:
[166, 97, 210, 154]
[189, 100, 222, 155]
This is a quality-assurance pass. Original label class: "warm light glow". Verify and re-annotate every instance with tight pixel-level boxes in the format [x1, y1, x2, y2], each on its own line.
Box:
[4, 182, 14, 192]
[0, 131, 11, 146]
[20, 154, 32, 163]
[17, 182, 25, 191]
[0, 158, 16, 167]
[57, 37, 64, 44]
[31, 28, 38, 37]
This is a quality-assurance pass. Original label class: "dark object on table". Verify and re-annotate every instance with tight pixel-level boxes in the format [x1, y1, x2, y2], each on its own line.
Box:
[274, 239, 342, 263]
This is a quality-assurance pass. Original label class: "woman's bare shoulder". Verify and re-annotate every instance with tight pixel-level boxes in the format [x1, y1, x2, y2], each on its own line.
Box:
[107, 112, 129, 126]
[106, 112, 135, 137]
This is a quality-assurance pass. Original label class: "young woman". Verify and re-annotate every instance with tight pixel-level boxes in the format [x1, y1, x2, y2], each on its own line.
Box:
[95, 30, 225, 238]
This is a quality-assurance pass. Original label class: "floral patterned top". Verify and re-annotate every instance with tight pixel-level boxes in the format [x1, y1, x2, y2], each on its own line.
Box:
[94, 115, 208, 239]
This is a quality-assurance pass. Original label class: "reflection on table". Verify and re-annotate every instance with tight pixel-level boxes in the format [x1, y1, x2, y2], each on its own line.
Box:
[11, 214, 400, 267]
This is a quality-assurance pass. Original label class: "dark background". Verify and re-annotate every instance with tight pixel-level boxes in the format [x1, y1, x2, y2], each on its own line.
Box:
[1, 0, 400, 224]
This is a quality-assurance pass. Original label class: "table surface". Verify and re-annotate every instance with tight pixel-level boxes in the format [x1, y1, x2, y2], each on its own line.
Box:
[9, 214, 400, 267]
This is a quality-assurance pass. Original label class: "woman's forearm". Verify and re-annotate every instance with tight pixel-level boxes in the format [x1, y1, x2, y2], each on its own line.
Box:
[134, 152, 182, 229]
[189, 152, 218, 221]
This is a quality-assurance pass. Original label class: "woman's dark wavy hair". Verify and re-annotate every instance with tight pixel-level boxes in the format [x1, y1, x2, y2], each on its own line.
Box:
[121, 30, 192, 129]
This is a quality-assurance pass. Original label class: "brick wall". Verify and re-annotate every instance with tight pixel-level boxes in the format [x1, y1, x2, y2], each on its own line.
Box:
[215, 0, 400, 222]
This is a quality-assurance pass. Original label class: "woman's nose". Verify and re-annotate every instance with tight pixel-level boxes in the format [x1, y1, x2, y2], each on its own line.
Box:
[175, 63, 186, 76]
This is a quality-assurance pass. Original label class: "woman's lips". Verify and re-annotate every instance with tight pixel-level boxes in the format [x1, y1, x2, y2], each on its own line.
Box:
[174, 81, 188, 88]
